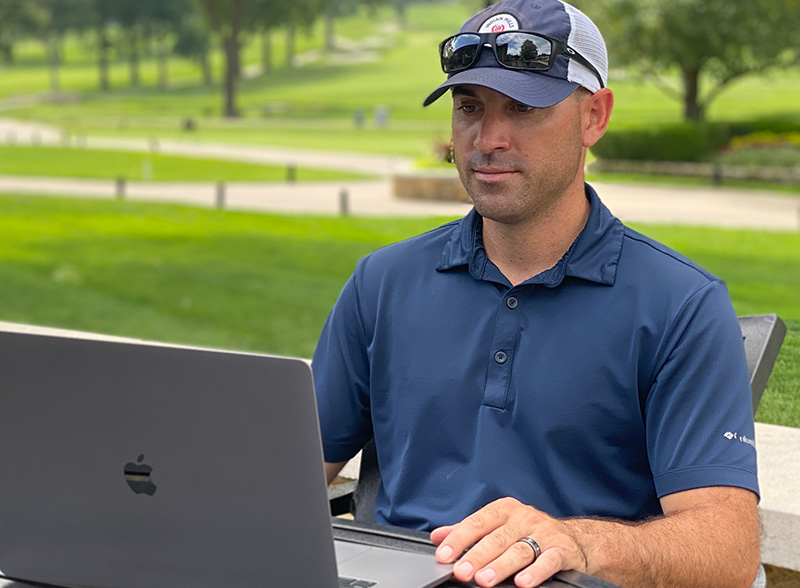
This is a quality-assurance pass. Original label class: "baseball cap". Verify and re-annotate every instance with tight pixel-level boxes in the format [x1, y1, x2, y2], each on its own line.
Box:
[423, 0, 608, 108]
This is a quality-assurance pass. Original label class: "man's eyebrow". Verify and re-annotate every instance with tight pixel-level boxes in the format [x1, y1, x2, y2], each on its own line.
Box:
[451, 86, 477, 97]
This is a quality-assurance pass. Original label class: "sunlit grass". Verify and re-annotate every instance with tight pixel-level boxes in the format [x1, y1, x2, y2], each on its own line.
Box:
[0, 145, 366, 181]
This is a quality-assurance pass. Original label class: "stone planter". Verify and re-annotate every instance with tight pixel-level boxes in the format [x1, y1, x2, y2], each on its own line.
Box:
[392, 171, 471, 203]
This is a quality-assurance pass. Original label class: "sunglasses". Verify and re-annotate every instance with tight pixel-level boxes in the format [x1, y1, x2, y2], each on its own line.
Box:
[439, 31, 604, 89]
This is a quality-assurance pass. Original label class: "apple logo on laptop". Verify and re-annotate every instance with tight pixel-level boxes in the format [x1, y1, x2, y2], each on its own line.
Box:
[123, 454, 157, 496]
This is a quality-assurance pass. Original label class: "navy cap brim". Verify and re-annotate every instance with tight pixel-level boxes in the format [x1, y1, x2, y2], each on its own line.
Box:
[423, 67, 579, 108]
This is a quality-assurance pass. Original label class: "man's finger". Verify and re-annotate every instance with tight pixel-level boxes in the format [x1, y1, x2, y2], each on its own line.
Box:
[430, 525, 455, 547]
[514, 548, 572, 588]
[435, 501, 511, 563]
[469, 538, 544, 587]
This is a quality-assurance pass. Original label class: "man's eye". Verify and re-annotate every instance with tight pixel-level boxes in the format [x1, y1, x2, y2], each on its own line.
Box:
[457, 104, 478, 113]
[514, 103, 535, 113]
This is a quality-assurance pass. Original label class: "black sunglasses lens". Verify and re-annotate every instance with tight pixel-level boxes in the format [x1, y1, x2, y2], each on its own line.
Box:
[441, 34, 481, 73]
[495, 33, 552, 70]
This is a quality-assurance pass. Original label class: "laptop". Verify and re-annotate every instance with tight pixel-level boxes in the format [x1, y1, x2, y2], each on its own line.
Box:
[0, 326, 452, 588]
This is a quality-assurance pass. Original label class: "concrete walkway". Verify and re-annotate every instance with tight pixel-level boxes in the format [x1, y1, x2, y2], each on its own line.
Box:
[2, 172, 798, 229]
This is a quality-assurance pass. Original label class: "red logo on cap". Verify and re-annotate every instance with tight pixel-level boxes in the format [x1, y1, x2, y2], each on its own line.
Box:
[491, 24, 505, 32]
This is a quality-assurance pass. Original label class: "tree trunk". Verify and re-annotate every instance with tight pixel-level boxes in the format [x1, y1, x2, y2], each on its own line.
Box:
[286, 23, 295, 68]
[325, 10, 335, 51]
[128, 28, 140, 87]
[156, 26, 168, 90]
[221, 0, 242, 117]
[0, 39, 13, 64]
[682, 66, 704, 122]
[396, 0, 406, 25]
[46, 31, 61, 95]
[222, 37, 239, 117]
[201, 49, 213, 86]
[98, 23, 110, 91]
[261, 30, 271, 74]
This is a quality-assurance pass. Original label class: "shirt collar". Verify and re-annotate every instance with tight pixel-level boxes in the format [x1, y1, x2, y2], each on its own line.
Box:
[435, 183, 623, 287]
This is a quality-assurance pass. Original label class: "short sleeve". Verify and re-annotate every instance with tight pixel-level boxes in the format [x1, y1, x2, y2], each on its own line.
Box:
[312, 270, 374, 463]
[645, 279, 759, 499]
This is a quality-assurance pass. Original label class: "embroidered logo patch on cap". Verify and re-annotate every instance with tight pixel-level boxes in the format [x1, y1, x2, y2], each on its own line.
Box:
[478, 13, 520, 33]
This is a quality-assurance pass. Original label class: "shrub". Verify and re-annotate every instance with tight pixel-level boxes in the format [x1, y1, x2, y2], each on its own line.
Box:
[591, 123, 714, 162]
[592, 115, 800, 163]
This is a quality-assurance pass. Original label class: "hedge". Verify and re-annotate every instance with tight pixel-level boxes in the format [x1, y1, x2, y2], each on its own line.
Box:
[592, 115, 800, 163]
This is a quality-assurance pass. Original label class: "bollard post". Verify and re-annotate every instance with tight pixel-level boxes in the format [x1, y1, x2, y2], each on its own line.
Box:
[216, 182, 226, 209]
[712, 163, 723, 187]
[286, 163, 296, 183]
[353, 109, 365, 129]
[116, 177, 126, 200]
[339, 188, 349, 217]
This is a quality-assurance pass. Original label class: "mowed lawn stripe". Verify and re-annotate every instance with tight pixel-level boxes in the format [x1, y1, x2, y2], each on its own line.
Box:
[0, 145, 367, 182]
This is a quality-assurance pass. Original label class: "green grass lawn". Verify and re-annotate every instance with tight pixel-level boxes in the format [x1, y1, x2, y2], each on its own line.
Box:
[0, 194, 796, 427]
[0, 145, 366, 182]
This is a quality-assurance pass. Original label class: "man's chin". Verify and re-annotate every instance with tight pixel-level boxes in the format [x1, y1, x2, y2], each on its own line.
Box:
[470, 197, 523, 225]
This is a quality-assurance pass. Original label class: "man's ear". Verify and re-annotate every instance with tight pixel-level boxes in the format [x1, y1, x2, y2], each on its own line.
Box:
[582, 88, 614, 149]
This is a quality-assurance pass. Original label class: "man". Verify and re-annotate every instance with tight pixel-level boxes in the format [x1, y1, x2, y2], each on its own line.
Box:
[313, 0, 760, 586]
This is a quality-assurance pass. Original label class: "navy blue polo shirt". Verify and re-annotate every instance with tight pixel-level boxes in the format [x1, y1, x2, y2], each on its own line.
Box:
[313, 184, 758, 531]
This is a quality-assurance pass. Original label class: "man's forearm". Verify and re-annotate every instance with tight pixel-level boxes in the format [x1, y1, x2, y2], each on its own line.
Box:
[562, 488, 760, 588]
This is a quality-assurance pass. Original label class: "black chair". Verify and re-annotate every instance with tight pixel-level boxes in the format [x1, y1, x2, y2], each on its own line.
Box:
[329, 314, 787, 587]
[739, 314, 787, 414]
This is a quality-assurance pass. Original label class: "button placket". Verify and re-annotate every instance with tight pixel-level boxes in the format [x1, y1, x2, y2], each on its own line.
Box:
[482, 290, 523, 409]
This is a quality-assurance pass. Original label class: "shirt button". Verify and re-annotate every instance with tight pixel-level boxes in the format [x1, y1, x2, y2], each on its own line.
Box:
[506, 296, 518, 309]
[494, 351, 508, 364]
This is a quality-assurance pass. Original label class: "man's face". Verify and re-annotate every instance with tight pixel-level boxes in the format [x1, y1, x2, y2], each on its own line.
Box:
[451, 85, 587, 226]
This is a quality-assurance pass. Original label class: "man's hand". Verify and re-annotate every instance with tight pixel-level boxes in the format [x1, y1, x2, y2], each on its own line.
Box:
[430, 497, 588, 588]
[430, 487, 760, 588]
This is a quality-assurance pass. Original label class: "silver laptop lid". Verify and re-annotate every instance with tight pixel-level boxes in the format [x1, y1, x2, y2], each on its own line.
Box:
[0, 329, 338, 588]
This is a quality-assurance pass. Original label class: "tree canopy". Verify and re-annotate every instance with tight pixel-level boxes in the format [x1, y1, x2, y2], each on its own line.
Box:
[582, 0, 800, 121]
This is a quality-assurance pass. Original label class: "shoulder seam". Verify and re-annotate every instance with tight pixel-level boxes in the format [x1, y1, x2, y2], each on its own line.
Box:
[622, 229, 715, 284]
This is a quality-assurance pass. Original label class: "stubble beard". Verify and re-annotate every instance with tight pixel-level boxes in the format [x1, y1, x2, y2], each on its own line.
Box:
[456, 148, 584, 227]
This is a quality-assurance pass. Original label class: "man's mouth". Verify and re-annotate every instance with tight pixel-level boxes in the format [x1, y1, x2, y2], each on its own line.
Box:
[472, 167, 518, 182]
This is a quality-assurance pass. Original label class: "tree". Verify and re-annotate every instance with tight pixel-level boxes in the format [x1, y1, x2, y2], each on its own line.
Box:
[195, 0, 324, 117]
[0, 0, 45, 64]
[90, 0, 114, 90]
[279, 1, 322, 68]
[175, 12, 215, 85]
[145, 0, 193, 90]
[323, 0, 385, 51]
[585, 0, 800, 122]
[113, 0, 191, 90]
[37, 0, 93, 94]
[196, 0, 250, 117]
[116, 0, 143, 86]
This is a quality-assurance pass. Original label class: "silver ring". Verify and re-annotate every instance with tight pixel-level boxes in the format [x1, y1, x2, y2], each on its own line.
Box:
[516, 537, 542, 561]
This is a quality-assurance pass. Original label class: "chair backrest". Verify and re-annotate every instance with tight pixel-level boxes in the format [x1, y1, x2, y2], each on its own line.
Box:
[350, 314, 787, 522]
[352, 437, 380, 523]
[738, 314, 786, 413]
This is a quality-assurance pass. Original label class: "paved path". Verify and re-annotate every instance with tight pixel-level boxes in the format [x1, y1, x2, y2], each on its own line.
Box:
[1, 118, 798, 230]
[2, 172, 798, 230]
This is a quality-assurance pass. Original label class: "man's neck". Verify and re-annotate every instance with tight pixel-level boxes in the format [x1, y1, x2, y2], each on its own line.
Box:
[482, 186, 591, 287]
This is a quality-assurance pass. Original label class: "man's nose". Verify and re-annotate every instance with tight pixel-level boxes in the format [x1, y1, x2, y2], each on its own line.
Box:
[474, 110, 511, 153]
